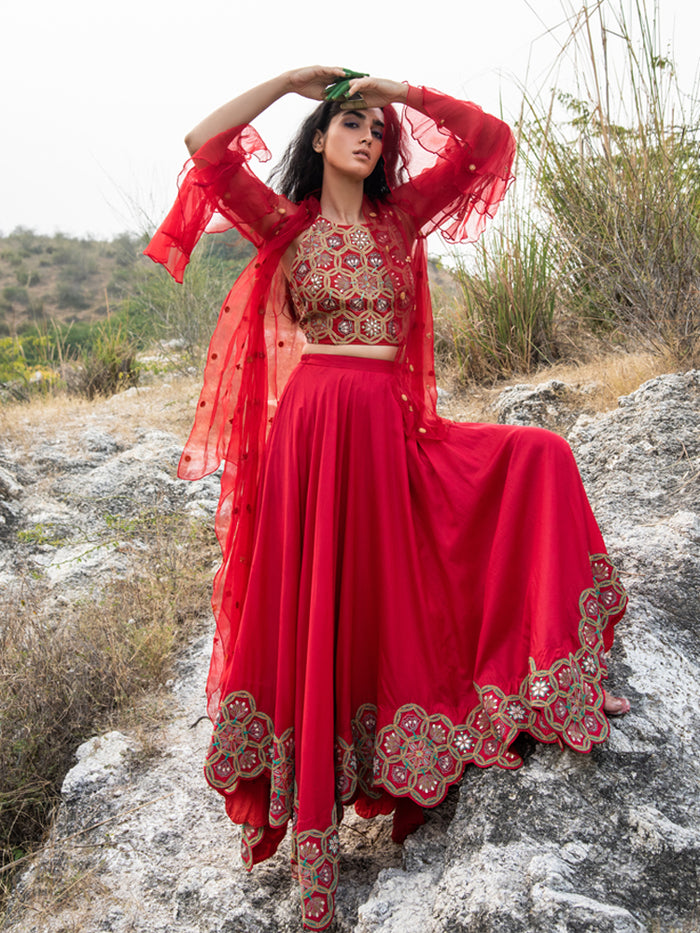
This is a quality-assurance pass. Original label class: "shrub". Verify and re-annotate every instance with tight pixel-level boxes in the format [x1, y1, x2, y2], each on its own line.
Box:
[123, 229, 253, 367]
[54, 280, 91, 311]
[434, 215, 560, 383]
[0, 336, 58, 399]
[14, 265, 40, 287]
[523, 0, 700, 365]
[0, 511, 217, 900]
[71, 317, 140, 399]
[2, 286, 29, 307]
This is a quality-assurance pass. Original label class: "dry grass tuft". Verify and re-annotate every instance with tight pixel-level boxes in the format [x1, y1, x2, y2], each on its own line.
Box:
[535, 348, 669, 411]
[0, 373, 201, 453]
[0, 510, 217, 904]
[521, 0, 700, 368]
[437, 347, 670, 424]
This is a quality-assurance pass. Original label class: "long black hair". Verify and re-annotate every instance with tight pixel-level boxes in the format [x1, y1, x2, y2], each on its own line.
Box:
[269, 99, 408, 204]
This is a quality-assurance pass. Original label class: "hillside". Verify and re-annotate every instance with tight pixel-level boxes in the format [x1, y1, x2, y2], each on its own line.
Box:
[0, 230, 142, 332]
[0, 228, 254, 337]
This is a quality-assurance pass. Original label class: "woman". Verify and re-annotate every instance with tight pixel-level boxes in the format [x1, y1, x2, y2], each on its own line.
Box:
[146, 66, 629, 931]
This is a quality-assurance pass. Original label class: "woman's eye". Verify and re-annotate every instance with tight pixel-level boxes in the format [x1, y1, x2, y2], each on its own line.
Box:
[344, 121, 359, 129]
[372, 130, 383, 141]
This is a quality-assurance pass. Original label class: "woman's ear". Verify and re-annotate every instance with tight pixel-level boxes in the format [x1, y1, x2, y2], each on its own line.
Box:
[312, 129, 324, 153]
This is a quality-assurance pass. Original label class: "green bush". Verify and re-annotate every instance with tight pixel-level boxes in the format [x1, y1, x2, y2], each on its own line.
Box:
[434, 215, 559, 383]
[0, 337, 58, 400]
[2, 286, 29, 306]
[523, 0, 700, 365]
[0, 249, 22, 267]
[14, 265, 40, 287]
[123, 229, 253, 367]
[54, 280, 91, 311]
[72, 318, 140, 399]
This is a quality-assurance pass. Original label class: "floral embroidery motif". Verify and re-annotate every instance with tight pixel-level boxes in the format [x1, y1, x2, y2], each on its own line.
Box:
[290, 821, 340, 931]
[591, 555, 628, 621]
[350, 703, 381, 797]
[289, 216, 413, 346]
[204, 692, 273, 791]
[240, 824, 264, 870]
[334, 737, 358, 801]
[349, 227, 371, 249]
[374, 705, 464, 805]
[361, 316, 382, 338]
[270, 728, 294, 826]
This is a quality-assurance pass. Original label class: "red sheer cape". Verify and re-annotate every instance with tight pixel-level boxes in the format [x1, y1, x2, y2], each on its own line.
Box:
[144, 85, 515, 717]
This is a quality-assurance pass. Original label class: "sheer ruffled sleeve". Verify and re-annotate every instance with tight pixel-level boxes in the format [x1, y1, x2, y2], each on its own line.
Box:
[391, 85, 515, 242]
[144, 124, 300, 282]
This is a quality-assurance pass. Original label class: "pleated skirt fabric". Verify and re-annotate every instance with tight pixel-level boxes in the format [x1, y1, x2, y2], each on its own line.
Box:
[203, 353, 626, 931]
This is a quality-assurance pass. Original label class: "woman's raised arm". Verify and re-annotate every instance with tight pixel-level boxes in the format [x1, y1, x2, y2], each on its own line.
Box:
[392, 85, 515, 241]
[184, 67, 347, 155]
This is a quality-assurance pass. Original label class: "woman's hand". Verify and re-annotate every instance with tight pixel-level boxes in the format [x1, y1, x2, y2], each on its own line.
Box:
[286, 66, 347, 101]
[345, 76, 408, 108]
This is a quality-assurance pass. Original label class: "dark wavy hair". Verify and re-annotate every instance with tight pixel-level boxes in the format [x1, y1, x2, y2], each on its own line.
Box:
[269, 100, 407, 203]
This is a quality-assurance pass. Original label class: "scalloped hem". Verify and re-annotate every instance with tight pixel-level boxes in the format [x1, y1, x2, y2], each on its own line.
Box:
[204, 554, 626, 931]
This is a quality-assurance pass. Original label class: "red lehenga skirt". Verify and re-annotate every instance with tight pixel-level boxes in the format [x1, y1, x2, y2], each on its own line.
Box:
[203, 354, 626, 931]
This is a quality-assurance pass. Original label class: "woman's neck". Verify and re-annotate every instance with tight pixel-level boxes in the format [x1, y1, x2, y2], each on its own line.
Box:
[319, 172, 365, 225]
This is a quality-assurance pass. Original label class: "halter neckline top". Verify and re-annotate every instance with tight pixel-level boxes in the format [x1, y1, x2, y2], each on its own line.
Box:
[288, 216, 415, 347]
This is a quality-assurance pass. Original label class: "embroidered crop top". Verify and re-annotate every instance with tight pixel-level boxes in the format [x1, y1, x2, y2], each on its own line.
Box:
[288, 216, 415, 346]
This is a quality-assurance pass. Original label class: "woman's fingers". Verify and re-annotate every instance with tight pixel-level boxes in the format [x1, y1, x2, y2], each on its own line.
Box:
[317, 70, 404, 108]
[324, 70, 371, 101]
[345, 76, 404, 107]
[289, 66, 347, 99]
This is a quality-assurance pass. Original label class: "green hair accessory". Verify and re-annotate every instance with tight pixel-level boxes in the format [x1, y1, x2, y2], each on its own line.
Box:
[324, 69, 369, 109]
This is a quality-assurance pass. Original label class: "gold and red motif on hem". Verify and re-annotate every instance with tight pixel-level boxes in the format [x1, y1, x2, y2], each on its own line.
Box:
[240, 824, 265, 870]
[334, 703, 381, 803]
[204, 553, 625, 830]
[204, 692, 274, 792]
[290, 820, 340, 931]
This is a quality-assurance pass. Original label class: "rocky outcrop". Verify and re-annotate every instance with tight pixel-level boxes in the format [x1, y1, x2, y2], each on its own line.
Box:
[493, 378, 596, 435]
[0, 389, 219, 599]
[3, 372, 699, 933]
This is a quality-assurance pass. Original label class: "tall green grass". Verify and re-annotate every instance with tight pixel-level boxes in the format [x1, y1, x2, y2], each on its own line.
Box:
[434, 215, 560, 382]
[522, 0, 700, 365]
[434, 0, 699, 384]
[126, 229, 252, 369]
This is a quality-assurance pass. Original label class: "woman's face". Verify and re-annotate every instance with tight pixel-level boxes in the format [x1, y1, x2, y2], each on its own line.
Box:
[314, 107, 384, 179]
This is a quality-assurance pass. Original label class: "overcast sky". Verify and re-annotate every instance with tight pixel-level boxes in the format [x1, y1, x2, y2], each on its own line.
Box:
[1, 0, 697, 240]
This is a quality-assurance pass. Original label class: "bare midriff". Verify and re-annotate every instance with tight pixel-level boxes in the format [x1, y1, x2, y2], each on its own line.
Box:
[300, 343, 398, 360]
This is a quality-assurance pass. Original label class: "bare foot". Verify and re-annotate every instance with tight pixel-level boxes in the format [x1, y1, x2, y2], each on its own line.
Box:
[604, 691, 631, 716]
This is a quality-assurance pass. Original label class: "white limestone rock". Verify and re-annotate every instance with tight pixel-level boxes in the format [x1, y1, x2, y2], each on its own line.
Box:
[61, 731, 140, 799]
